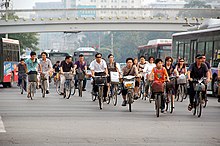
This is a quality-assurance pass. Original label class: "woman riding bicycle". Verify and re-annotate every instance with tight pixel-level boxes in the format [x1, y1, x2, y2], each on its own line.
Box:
[175, 58, 187, 75]
[149, 58, 169, 113]
[164, 56, 179, 108]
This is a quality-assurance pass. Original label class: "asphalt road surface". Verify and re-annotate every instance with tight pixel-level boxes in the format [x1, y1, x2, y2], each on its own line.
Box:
[0, 82, 220, 146]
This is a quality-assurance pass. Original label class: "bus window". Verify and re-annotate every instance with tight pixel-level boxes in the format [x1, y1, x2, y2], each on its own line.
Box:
[213, 40, 220, 67]
[178, 43, 184, 59]
[197, 42, 205, 55]
[184, 43, 190, 65]
[190, 40, 197, 62]
[205, 41, 213, 64]
[172, 40, 178, 61]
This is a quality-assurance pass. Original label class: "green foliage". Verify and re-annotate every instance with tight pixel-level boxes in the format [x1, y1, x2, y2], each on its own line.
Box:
[0, 13, 39, 55]
[79, 31, 173, 63]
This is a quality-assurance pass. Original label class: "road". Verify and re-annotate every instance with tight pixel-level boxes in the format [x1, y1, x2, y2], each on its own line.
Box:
[0, 82, 220, 146]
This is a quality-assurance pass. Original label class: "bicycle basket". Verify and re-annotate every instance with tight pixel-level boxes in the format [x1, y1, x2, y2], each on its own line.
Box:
[64, 73, 74, 80]
[177, 75, 186, 84]
[123, 80, 135, 89]
[152, 81, 164, 93]
[28, 74, 37, 82]
[194, 83, 206, 91]
[76, 72, 85, 80]
[94, 77, 107, 85]
[40, 74, 47, 80]
[166, 79, 175, 89]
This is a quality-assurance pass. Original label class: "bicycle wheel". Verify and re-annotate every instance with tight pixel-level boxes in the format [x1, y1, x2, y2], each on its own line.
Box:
[41, 80, 46, 98]
[66, 81, 72, 99]
[112, 85, 118, 106]
[106, 92, 111, 104]
[98, 86, 104, 110]
[165, 93, 169, 112]
[170, 94, 174, 113]
[56, 80, 61, 95]
[155, 94, 161, 117]
[127, 92, 132, 112]
[193, 93, 197, 116]
[30, 83, 34, 100]
[203, 94, 208, 108]
[71, 80, 76, 96]
[197, 92, 203, 117]
[78, 80, 83, 97]
[92, 92, 97, 101]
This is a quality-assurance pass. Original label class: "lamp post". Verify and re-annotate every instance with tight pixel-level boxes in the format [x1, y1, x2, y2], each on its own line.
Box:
[2, 0, 10, 38]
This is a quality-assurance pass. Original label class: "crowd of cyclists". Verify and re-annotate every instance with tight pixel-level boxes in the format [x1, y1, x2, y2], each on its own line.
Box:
[17, 51, 220, 115]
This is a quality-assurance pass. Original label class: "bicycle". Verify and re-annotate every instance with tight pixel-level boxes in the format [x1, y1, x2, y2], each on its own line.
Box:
[106, 83, 118, 106]
[192, 77, 207, 118]
[40, 73, 47, 98]
[19, 75, 26, 94]
[27, 71, 38, 100]
[139, 78, 145, 99]
[54, 73, 61, 95]
[75, 69, 85, 97]
[165, 76, 177, 114]
[123, 75, 136, 112]
[93, 76, 107, 110]
[176, 74, 187, 102]
[151, 81, 165, 117]
[63, 72, 75, 99]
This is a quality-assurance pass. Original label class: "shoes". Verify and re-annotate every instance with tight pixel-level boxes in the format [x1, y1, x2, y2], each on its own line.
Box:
[82, 88, 86, 91]
[103, 97, 106, 102]
[161, 109, 165, 113]
[122, 100, 127, 106]
[27, 93, 30, 98]
[46, 90, 49, 94]
[134, 93, 139, 100]
[188, 104, 193, 111]
[38, 85, 41, 89]
[60, 92, 64, 95]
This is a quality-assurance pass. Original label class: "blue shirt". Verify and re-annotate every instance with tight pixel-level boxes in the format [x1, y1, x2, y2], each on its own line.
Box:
[25, 58, 39, 72]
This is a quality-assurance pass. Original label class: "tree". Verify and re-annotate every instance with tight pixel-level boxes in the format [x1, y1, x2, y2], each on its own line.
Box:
[0, 13, 39, 54]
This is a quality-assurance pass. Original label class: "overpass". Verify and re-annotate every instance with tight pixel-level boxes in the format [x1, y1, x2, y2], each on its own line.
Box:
[0, 8, 219, 33]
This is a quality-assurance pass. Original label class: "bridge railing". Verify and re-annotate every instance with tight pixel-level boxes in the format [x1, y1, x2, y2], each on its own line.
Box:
[0, 8, 219, 21]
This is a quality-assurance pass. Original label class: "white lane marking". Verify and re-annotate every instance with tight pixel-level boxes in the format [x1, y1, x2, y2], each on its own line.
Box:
[0, 116, 6, 132]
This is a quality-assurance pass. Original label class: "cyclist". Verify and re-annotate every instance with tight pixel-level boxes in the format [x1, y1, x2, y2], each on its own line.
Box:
[144, 56, 156, 98]
[218, 62, 220, 102]
[164, 56, 179, 108]
[53, 61, 60, 83]
[107, 54, 120, 93]
[202, 54, 212, 79]
[121, 58, 139, 106]
[133, 58, 138, 67]
[25, 51, 42, 98]
[17, 58, 27, 91]
[175, 58, 187, 75]
[73, 54, 87, 91]
[59, 56, 74, 95]
[149, 58, 169, 113]
[89, 53, 108, 101]
[137, 56, 149, 97]
[187, 54, 210, 111]
[39, 52, 53, 94]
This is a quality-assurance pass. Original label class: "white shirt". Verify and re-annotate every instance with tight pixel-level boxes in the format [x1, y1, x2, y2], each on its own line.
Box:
[40, 58, 52, 72]
[89, 59, 107, 73]
[144, 63, 156, 74]
[218, 62, 220, 70]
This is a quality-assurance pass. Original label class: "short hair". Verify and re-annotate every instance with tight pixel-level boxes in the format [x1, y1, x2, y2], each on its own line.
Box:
[65, 55, 72, 60]
[20, 58, 25, 62]
[108, 54, 114, 58]
[126, 57, 133, 63]
[41, 52, 48, 57]
[148, 56, 155, 62]
[95, 53, 102, 58]
[56, 61, 60, 64]
[79, 54, 84, 57]
[155, 58, 163, 64]
[139, 56, 145, 60]
[30, 51, 36, 56]
[165, 56, 173, 62]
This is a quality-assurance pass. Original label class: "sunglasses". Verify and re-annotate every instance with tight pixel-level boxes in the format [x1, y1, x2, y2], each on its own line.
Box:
[179, 60, 184, 62]
[96, 56, 101, 58]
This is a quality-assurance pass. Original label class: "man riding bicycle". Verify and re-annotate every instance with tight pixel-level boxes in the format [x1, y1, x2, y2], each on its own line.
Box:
[121, 58, 139, 106]
[25, 51, 42, 98]
[59, 56, 74, 95]
[39, 52, 53, 94]
[187, 54, 210, 111]
[73, 54, 87, 91]
[17, 58, 27, 91]
[89, 53, 108, 101]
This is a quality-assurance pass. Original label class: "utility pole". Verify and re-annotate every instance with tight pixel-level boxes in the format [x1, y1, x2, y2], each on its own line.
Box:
[2, 0, 10, 38]
[111, 33, 114, 55]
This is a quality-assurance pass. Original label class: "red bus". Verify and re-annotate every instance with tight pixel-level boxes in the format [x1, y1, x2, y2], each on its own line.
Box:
[138, 39, 172, 60]
[0, 38, 20, 87]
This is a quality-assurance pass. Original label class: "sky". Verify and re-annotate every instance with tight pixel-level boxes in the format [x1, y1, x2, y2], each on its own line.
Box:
[13, 0, 61, 9]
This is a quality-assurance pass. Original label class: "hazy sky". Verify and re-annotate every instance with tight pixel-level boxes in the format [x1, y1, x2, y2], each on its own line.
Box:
[13, 0, 61, 9]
